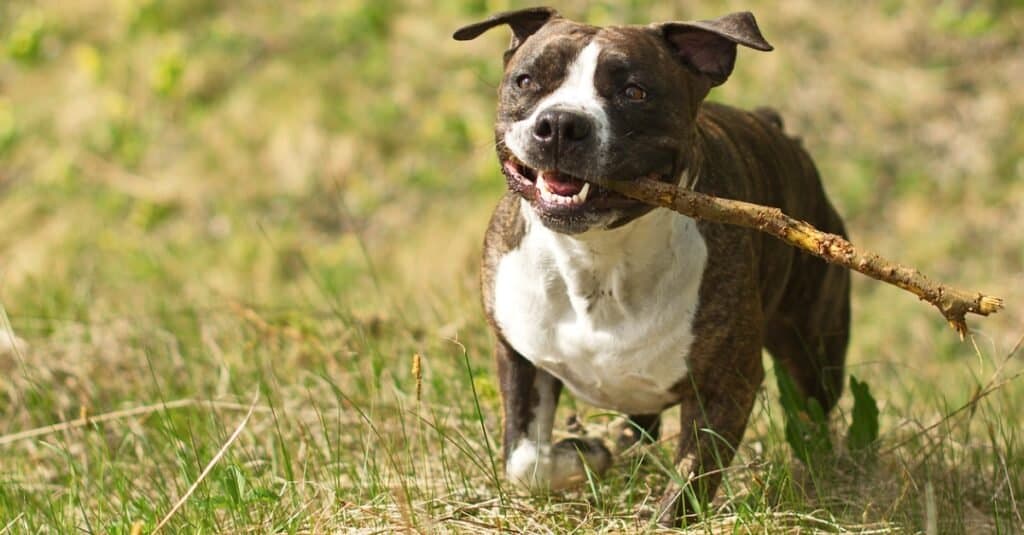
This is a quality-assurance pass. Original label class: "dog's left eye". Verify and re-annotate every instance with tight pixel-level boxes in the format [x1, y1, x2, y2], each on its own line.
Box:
[623, 85, 648, 102]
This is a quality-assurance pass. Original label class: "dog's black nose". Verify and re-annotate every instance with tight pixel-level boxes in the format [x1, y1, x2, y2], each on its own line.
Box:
[533, 109, 593, 145]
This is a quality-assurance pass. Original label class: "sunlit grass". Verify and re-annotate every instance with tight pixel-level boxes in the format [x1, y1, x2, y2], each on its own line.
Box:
[1, 0, 1022, 532]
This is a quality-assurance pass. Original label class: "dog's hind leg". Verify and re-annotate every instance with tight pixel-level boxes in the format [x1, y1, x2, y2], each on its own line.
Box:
[765, 261, 851, 413]
[616, 413, 661, 452]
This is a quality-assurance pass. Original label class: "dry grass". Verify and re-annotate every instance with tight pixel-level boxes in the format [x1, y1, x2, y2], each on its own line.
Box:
[0, 0, 1022, 532]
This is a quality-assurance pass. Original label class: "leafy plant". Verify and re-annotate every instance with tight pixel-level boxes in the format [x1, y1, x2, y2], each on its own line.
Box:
[6, 10, 47, 65]
[777, 370, 881, 463]
[846, 375, 880, 453]
[776, 368, 832, 464]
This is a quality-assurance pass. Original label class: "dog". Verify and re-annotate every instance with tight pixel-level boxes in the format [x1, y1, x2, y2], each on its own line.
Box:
[454, 7, 850, 525]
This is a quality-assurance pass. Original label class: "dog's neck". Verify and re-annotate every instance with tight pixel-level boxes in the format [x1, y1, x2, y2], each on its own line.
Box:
[521, 198, 675, 264]
[517, 193, 701, 323]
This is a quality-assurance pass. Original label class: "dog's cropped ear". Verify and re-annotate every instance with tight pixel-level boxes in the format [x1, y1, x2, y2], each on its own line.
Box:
[453, 7, 560, 59]
[656, 12, 773, 87]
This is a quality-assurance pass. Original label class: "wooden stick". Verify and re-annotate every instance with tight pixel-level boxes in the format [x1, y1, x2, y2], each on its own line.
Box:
[597, 177, 1003, 339]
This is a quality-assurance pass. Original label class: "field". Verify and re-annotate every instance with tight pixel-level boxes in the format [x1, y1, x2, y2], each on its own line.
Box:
[1, 0, 1022, 532]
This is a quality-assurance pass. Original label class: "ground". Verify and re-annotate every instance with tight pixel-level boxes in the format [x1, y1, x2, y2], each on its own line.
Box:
[0, 0, 1022, 532]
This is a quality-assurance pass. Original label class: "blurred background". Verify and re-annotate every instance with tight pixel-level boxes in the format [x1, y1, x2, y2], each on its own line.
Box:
[0, 0, 1022, 531]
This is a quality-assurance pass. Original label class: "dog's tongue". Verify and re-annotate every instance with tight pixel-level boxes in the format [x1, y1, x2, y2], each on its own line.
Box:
[540, 170, 586, 196]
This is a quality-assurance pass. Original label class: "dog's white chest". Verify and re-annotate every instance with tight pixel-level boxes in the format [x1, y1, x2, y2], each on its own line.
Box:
[494, 202, 708, 414]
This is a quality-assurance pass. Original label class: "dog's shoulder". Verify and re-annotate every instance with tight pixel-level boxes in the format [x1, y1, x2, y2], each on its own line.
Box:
[481, 193, 526, 318]
[483, 193, 526, 261]
[694, 102, 820, 208]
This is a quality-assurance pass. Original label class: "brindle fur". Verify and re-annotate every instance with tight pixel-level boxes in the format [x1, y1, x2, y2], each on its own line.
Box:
[465, 8, 850, 525]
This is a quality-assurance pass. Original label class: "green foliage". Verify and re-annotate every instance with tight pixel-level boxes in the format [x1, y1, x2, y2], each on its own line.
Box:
[0, 98, 17, 155]
[846, 375, 880, 453]
[130, 199, 181, 231]
[776, 368, 832, 463]
[777, 371, 881, 461]
[151, 50, 186, 97]
[931, 1, 997, 36]
[126, 0, 219, 34]
[6, 10, 47, 64]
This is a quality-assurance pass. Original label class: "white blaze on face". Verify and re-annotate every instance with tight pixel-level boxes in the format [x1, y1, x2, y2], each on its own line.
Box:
[505, 41, 610, 164]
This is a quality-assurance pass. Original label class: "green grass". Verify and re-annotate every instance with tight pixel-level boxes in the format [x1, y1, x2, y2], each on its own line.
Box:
[1, 0, 1022, 532]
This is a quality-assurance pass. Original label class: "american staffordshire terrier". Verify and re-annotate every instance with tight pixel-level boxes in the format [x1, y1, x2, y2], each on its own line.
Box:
[455, 7, 850, 524]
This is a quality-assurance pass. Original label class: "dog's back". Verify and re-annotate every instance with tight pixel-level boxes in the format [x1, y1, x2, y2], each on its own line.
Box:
[693, 101, 851, 409]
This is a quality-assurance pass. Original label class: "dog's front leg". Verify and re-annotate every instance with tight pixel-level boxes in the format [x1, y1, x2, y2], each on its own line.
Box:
[496, 337, 612, 490]
[655, 356, 764, 526]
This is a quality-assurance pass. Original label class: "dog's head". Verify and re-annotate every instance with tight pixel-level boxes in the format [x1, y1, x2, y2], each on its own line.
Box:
[455, 7, 772, 234]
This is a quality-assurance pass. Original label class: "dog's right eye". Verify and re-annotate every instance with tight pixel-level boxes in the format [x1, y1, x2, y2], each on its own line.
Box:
[515, 74, 535, 90]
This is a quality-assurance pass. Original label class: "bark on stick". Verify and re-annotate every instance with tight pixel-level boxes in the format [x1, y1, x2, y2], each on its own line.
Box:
[598, 177, 1003, 339]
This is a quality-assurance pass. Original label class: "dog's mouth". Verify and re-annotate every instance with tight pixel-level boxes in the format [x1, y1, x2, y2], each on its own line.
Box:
[501, 157, 638, 215]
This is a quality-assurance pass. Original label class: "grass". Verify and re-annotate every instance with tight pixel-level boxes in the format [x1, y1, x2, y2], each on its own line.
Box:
[1, 0, 1022, 532]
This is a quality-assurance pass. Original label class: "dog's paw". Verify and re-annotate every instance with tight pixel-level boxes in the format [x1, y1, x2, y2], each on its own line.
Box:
[552, 437, 612, 486]
[506, 437, 612, 491]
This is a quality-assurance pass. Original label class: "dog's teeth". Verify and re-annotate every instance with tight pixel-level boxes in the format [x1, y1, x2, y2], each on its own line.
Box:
[536, 174, 550, 195]
[535, 172, 590, 206]
[538, 178, 555, 202]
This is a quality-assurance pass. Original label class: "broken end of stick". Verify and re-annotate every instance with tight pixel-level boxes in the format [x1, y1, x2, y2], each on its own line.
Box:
[945, 294, 1005, 340]
[978, 295, 1004, 315]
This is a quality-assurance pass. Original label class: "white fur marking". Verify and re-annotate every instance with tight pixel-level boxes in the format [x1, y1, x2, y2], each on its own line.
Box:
[504, 363, 609, 490]
[505, 41, 609, 164]
[494, 202, 708, 415]
[506, 440, 548, 488]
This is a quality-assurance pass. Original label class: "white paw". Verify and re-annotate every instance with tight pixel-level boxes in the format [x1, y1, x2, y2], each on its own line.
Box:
[506, 438, 612, 491]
